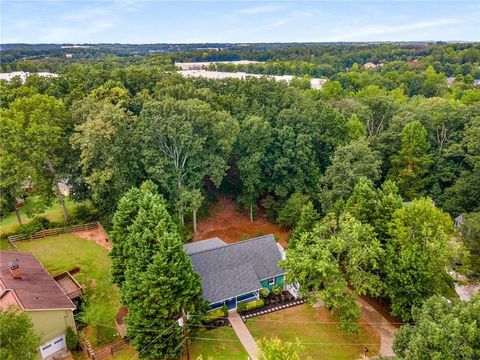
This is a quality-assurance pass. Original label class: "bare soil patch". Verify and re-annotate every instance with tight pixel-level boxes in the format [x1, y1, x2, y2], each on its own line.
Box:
[194, 197, 288, 248]
[73, 227, 112, 250]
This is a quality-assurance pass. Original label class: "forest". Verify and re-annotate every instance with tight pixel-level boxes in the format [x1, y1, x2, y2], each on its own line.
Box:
[1, 42, 480, 359]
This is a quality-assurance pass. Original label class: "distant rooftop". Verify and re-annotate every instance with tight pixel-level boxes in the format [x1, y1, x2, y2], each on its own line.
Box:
[175, 60, 262, 70]
[0, 251, 75, 311]
[0, 71, 58, 83]
[178, 69, 326, 89]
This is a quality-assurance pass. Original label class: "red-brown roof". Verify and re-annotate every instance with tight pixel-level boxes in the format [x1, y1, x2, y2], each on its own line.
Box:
[0, 251, 75, 311]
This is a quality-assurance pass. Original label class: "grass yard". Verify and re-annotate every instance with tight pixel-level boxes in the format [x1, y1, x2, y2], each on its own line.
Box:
[188, 327, 248, 360]
[0, 197, 78, 235]
[246, 305, 380, 360]
[16, 234, 121, 347]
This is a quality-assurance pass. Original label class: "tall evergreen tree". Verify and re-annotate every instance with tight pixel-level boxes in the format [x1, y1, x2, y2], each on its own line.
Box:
[390, 121, 431, 200]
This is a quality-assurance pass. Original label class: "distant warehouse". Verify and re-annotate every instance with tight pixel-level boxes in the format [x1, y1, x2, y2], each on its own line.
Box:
[177, 68, 326, 90]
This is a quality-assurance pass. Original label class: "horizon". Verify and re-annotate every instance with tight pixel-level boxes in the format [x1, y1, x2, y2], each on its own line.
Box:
[2, 1, 479, 44]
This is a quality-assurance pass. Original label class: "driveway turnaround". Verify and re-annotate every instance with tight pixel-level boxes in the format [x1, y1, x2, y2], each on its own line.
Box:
[229, 311, 260, 360]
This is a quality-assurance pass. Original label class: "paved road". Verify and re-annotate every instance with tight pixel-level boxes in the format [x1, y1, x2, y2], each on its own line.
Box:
[356, 297, 397, 358]
[229, 311, 260, 360]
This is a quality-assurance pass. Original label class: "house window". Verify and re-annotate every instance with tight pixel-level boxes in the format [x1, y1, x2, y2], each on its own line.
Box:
[268, 277, 275, 286]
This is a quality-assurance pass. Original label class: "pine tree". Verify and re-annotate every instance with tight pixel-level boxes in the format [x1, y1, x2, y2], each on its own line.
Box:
[125, 230, 205, 359]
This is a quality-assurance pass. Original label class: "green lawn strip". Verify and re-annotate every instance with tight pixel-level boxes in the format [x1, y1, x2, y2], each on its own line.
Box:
[16, 234, 121, 347]
[245, 305, 380, 360]
[189, 326, 247, 360]
[1, 238, 10, 250]
[0, 197, 78, 235]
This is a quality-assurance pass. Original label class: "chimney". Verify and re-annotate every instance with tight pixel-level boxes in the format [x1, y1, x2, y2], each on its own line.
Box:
[9, 260, 22, 279]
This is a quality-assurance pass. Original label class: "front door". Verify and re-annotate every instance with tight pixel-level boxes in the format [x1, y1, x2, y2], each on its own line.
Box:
[226, 297, 236, 310]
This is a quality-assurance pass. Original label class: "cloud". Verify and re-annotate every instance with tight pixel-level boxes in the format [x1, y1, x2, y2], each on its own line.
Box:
[331, 18, 464, 41]
[236, 4, 285, 15]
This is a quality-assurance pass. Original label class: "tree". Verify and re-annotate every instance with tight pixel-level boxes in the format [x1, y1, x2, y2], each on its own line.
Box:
[320, 139, 381, 213]
[389, 121, 431, 200]
[110, 181, 176, 287]
[0, 309, 40, 360]
[1, 94, 70, 221]
[71, 100, 140, 219]
[139, 97, 239, 225]
[289, 201, 320, 248]
[460, 212, 480, 276]
[258, 337, 305, 360]
[276, 192, 309, 229]
[345, 114, 366, 142]
[124, 228, 205, 359]
[236, 116, 272, 221]
[393, 295, 480, 359]
[384, 198, 453, 320]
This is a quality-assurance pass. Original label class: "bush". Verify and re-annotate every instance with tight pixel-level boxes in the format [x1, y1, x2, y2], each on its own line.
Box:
[69, 203, 99, 224]
[246, 299, 264, 311]
[65, 326, 79, 351]
[237, 302, 247, 313]
[17, 217, 59, 236]
[272, 284, 283, 296]
[204, 309, 225, 324]
[259, 288, 270, 298]
[221, 305, 228, 317]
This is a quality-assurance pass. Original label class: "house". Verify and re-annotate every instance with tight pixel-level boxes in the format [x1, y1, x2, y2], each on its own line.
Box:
[447, 77, 456, 86]
[454, 214, 465, 228]
[0, 251, 77, 360]
[474, 79, 480, 87]
[184, 234, 293, 310]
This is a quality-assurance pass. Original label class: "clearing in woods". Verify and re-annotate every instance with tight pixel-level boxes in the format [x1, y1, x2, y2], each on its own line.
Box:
[194, 197, 289, 247]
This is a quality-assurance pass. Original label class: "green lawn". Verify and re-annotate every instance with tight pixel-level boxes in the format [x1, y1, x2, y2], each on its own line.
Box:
[189, 327, 248, 360]
[16, 234, 121, 347]
[246, 305, 380, 360]
[0, 197, 78, 235]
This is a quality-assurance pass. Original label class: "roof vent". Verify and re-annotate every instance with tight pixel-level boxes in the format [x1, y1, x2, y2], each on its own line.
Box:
[8, 260, 22, 279]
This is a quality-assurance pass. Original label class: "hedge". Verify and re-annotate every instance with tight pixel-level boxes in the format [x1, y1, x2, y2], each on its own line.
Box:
[204, 309, 226, 323]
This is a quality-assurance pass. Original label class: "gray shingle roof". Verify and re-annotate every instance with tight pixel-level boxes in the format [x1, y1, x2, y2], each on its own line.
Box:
[186, 235, 284, 303]
[183, 237, 227, 255]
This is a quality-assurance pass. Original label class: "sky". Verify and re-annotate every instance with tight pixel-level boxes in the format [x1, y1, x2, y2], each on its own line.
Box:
[1, 1, 479, 44]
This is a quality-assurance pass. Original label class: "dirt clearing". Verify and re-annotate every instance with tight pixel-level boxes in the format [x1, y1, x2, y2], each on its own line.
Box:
[73, 227, 112, 250]
[194, 197, 289, 248]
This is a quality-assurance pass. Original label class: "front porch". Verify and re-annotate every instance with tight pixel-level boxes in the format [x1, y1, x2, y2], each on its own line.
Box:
[210, 290, 261, 311]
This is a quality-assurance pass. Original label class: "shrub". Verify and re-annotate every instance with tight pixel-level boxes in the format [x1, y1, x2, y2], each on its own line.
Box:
[259, 288, 270, 299]
[221, 305, 229, 317]
[204, 309, 225, 324]
[65, 326, 79, 351]
[237, 302, 247, 313]
[246, 299, 265, 311]
[69, 203, 99, 224]
[272, 284, 283, 296]
[17, 217, 59, 236]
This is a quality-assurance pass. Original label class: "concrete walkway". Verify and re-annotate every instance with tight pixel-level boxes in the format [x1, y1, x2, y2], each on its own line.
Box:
[229, 311, 260, 360]
[356, 297, 397, 358]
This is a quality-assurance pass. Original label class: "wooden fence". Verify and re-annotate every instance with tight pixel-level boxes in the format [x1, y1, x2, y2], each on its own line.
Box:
[7, 222, 104, 251]
[81, 338, 131, 360]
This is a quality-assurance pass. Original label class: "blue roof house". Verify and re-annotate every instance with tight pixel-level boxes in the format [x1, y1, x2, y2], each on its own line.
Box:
[184, 234, 295, 310]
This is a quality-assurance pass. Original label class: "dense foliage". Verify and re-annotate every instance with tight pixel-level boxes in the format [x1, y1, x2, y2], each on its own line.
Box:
[393, 294, 480, 359]
[1, 43, 479, 342]
[0, 309, 40, 360]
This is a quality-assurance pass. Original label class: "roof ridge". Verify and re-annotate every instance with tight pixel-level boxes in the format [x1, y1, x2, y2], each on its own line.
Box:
[187, 234, 275, 256]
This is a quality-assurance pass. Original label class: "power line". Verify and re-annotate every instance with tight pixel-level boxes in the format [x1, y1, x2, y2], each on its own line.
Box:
[189, 336, 378, 346]
[129, 322, 179, 360]
[163, 339, 186, 360]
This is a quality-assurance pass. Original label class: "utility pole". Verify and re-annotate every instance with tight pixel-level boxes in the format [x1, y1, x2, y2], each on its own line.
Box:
[182, 308, 190, 360]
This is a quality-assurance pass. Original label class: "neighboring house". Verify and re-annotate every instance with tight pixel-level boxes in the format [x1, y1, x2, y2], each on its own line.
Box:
[474, 79, 480, 87]
[185, 234, 293, 311]
[447, 77, 456, 86]
[454, 214, 465, 228]
[0, 251, 76, 360]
